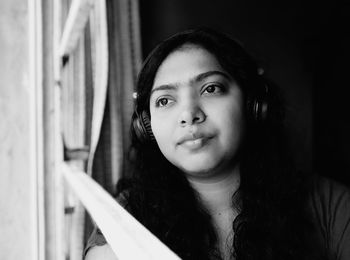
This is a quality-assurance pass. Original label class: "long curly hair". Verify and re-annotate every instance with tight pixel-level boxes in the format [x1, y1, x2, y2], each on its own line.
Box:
[116, 28, 318, 260]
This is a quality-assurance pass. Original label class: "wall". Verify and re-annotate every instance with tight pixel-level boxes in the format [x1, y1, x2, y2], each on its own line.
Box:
[0, 0, 39, 259]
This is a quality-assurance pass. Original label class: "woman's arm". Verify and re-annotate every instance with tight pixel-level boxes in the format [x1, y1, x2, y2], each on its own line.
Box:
[85, 244, 118, 260]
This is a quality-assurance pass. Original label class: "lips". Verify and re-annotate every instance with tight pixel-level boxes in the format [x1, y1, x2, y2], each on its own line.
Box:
[181, 137, 208, 149]
[177, 132, 213, 150]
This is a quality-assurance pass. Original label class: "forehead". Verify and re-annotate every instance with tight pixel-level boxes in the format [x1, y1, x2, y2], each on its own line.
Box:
[153, 44, 224, 87]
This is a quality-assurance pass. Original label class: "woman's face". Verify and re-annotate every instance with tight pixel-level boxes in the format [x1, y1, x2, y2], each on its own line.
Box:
[149, 44, 245, 179]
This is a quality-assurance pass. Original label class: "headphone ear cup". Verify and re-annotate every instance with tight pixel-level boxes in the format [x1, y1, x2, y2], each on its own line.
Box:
[140, 111, 155, 141]
[132, 111, 155, 143]
[252, 98, 268, 122]
[248, 83, 269, 123]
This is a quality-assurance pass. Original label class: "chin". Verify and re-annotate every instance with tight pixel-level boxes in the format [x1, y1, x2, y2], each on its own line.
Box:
[175, 155, 237, 178]
[177, 162, 219, 177]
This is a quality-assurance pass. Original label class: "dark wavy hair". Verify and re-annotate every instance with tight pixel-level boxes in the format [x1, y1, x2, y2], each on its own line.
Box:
[116, 28, 317, 260]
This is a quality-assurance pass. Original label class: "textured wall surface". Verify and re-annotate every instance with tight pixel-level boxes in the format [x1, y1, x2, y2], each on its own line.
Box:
[0, 0, 36, 259]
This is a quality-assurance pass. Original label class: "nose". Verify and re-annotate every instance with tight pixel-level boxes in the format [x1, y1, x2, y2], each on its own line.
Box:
[178, 103, 206, 127]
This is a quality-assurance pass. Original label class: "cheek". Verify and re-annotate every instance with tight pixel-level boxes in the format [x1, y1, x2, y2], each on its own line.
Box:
[151, 117, 174, 150]
[217, 104, 246, 147]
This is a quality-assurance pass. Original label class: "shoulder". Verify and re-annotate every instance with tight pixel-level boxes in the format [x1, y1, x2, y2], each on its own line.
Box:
[309, 175, 350, 219]
[116, 190, 129, 207]
[310, 175, 350, 210]
[84, 244, 118, 260]
[308, 175, 350, 259]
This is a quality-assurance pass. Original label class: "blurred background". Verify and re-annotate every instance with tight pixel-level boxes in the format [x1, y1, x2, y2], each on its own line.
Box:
[1, 0, 349, 259]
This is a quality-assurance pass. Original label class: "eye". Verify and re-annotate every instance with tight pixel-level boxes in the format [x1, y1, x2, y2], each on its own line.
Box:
[202, 84, 224, 95]
[155, 97, 174, 107]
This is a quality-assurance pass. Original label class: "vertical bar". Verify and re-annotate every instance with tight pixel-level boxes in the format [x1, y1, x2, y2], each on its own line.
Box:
[28, 0, 44, 259]
[42, 0, 65, 258]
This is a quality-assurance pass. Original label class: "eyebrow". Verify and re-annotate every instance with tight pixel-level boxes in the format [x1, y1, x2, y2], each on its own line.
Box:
[150, 70, 231, 96]
[191, 70, 231, 84]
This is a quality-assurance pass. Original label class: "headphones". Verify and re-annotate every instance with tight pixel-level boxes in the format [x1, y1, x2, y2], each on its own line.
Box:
[132, 109, 155, 143]
[131, 82, 269, 144]
[247, 82, 269, 123]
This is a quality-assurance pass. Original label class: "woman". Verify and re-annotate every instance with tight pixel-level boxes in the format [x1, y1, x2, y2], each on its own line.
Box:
[85, 28, 350, 260]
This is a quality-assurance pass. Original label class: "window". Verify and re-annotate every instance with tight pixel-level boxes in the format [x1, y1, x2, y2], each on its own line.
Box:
[36, 0, 180, 259]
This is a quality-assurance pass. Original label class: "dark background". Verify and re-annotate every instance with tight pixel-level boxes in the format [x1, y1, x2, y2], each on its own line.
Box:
[139, 0, 350, 186]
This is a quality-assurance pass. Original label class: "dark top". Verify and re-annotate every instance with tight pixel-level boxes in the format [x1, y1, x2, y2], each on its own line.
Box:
[84, 176, 350, 259]
[308, 177, 350, 259]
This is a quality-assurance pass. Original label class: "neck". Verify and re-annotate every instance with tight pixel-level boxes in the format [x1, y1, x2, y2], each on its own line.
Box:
[187, 164, 240, 214]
